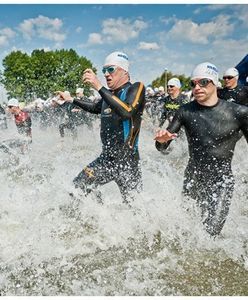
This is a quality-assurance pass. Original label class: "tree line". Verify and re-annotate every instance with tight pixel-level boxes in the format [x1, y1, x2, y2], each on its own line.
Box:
[151, 71, 191, 91]
[0, 48, 192, 103]
[0, 49, 95, 103]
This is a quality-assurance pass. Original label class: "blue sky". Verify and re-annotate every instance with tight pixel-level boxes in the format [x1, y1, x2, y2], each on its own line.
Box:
[0, 3, 248, 86]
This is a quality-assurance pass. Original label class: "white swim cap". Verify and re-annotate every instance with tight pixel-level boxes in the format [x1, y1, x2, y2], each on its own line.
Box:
[168, 78, 181, 88]
[191, 62, 219, 86]
[224, 67, 239, 78]
[104, 51, 129, 72]
[76, 87, 84, 94]
[8, 98, 19, 107]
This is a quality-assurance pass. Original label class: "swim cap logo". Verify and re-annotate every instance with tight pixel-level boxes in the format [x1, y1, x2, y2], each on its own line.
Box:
[207, 64, 218, 74]
[117, 53, 128, 61]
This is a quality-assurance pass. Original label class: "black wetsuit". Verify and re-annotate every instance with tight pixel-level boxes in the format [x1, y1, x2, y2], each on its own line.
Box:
[156, 99, 248, 236]
[217, 85, 248, 106]
[59, 102, 78, 138]
[72, 81, 146, 202]
[159, 93, 189, 127]
[0, 105, 7, 129]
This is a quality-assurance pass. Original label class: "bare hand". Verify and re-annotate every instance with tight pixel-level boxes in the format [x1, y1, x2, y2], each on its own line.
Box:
[82, 69, 103, 91]
[154, 129, 178, 143]
[55, 91, 73, 102]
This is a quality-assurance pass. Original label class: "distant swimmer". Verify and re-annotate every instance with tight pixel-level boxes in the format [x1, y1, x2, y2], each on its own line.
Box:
[0, 104, 7, 129]
[218, 67, 248, 106]
[7, 98, 32, 153]
[154, 62, 248, 237]
[159, 78, 189, 128]
[59, 51, 146, 203]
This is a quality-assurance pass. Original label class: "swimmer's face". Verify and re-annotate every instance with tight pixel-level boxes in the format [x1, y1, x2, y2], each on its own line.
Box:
[223, 75, 238, 89]
[191, 78, 216, 103]
[8, 106, 19, 115]
[102, 65, 129, 90]
[167, 85, 180, 98]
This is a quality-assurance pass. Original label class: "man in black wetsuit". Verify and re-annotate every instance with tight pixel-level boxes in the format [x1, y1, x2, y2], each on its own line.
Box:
[59, 51, 146, 203]
[57, 91, 78, 139]
[154, 62, 248, 237]
[159, 77, 189, 127]
[218, 67, 248, 106]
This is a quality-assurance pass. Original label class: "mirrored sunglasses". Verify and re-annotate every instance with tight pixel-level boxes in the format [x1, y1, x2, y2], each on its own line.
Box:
[223, 76, 235, 80]
[190, 78, 213, 88]
[102, 66, 118, 75]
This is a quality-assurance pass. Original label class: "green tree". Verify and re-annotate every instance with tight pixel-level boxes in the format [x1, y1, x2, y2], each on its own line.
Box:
[0, 49, 95, 103]
[151, 70, 191, 91]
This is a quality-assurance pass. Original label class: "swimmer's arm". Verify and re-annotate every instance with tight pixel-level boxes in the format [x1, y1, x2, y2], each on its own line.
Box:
[73, 98, 102, 114]
[236, 105, 248, 143]
[154, 112, 182, 152]
[98, 82, 145, 119]
[57, 91, 102, 114]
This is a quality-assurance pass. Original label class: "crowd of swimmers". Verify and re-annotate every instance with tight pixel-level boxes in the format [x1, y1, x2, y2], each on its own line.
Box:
[1, 50, 248, 237]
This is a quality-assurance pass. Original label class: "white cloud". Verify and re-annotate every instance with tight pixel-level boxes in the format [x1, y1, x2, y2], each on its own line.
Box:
[18, 15, 66, 43]
[160, 15, 177, 25]
[211, 38, 248, 68]
[167, 15, 234, 44]
[194, 4, 230, 14]
[87, 33, 103, 45]
[234, 5, 248, 27]
[0, 27, 16, 47]
[138, 42, 160, 50]
[88, 17, 148, 45]
[76, 26, 82, 33]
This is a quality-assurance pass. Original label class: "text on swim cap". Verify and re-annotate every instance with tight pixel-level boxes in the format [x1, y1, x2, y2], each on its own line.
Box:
[207, 64, 218, 73]
[117, 53, 128, 61]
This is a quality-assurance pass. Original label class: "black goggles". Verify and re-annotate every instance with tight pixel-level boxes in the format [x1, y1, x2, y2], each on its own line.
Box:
[223, 76, 235, 80]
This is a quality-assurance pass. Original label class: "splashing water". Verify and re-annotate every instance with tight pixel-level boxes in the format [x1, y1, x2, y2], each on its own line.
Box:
[0, 116, 247, 296]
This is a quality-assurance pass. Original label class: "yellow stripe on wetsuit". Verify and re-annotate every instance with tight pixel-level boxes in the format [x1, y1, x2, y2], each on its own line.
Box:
[84, 167, 95, 178]
[112, 82, 144, 112]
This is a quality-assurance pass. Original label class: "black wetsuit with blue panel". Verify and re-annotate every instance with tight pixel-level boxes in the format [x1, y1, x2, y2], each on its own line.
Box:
[72, 81, 146, 200]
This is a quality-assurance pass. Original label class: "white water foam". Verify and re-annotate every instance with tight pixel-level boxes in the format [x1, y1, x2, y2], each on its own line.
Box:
[0, 115, 247, 295]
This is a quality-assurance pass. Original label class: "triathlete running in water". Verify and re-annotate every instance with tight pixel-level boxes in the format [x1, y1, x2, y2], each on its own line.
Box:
[155, 62, 248, 237]
[60, 51, 146, 203]
[159, 77, 189, 127]
[217, 67, 248, 106]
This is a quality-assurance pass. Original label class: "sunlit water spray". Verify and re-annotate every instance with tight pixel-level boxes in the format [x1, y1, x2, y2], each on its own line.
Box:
[0, 115, 247, 296]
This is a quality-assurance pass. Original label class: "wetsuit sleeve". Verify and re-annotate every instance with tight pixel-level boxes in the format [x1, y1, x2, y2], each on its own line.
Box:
[238, 105, 248, 142]
[159, 109, 167, 127]
[98, 82, 145, 119]
[217, 88, 223, 99]
[240, 86, 248, 106]
[155, 109, 183, 152]
[73, 98, 102, 114]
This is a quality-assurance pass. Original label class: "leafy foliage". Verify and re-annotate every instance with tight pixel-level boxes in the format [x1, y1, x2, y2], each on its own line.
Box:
[151, 70, 191, 91]
[0, 49, 95, 103]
